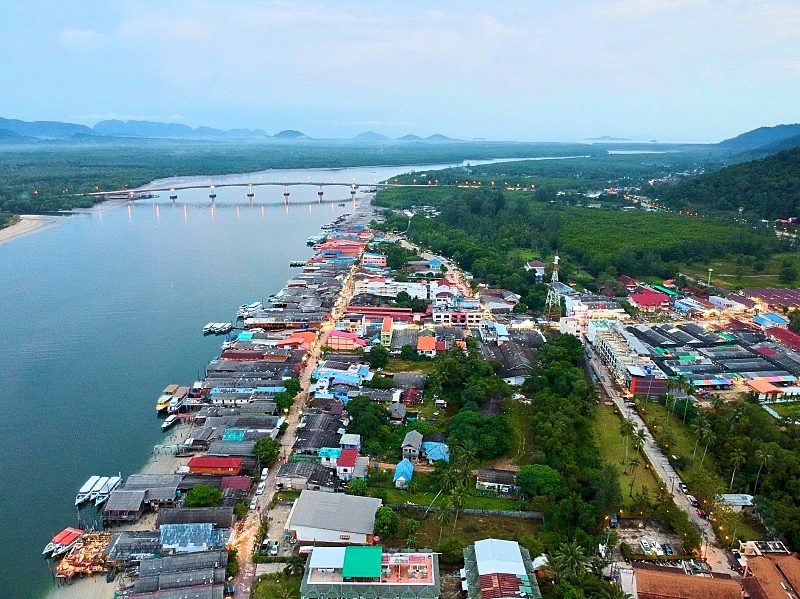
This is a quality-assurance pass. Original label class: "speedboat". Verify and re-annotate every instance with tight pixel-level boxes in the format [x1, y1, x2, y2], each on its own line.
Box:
[75, 475, 101, 506]
[43, 527, 83, 558]
[94, 476, 121, 506]
[162, 414, 178, 430]
[88, 476, 109, 502]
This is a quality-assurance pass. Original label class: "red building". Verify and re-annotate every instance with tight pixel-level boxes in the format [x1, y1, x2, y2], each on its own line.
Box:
[188, 456, 243, 476]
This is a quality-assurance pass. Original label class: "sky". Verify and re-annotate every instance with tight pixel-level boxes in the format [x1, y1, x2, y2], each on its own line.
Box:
[1, 0, 799, 142]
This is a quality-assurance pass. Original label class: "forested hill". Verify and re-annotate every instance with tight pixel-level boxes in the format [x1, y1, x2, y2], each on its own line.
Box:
[718, 124, 800, 152]
[653, 147, 800, 220]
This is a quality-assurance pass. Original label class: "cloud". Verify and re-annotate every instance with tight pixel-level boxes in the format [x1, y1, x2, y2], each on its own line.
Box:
[58, 28, 102, 44]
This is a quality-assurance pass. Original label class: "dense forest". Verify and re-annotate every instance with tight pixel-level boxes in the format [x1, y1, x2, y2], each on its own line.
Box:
[374, 186, 780, 307]
[652, 147, 800, 220]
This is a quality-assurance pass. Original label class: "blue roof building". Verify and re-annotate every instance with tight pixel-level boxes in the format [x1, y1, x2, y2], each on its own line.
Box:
[421, 441, 450, 463]
[393, 458, 414, 489]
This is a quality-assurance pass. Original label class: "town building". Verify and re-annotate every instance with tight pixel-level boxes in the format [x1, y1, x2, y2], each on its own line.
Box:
[300, 546, 440, 599]
[187, 456, 243, 476]
[361, 252, 388, 267]
[476, 469, 517, 494]
[393, 458, 414, 489]
[628, 288, 671, 313]
[401, 430, 424, 462]
[286, 490, 382, 544]
[462, 539, 541, 599]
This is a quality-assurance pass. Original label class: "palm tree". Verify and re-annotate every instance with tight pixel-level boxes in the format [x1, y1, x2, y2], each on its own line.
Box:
[710, 394, 725, 411]
[663, 394, 674, 429]
[691, 415, 710, 460]
[699, 430, 716, 470]
[283, 555, 306, 577]
[435, 498, 452, 543]
[753, 448, 774, 495]
[548, 540, 588, 582]
[435, 462, 459, 493]
[405, 518, 420, 536]
[600, 583, 633, 599]
[451, 485, 467, 533]
[729, 449, 747, 491]
[633, 428, 648, 455]
[619, 419, 634, 464]
[277, 586, 298, 599]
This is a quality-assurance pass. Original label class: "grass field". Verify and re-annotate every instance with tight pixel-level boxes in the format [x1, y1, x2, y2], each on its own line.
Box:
[507, 401, 536, 466]
[769, 401, 800, 419]
[385, 358, 436, 374]
[382, 487, 521, 511]
[595, 404, 663, 500]
[382, 511, 540, 551]
[252, 573, 302, 599]
[678, 252, 800, 290]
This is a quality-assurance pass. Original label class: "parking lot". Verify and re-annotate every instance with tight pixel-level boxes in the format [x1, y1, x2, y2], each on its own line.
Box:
[615, 518, 689, 561]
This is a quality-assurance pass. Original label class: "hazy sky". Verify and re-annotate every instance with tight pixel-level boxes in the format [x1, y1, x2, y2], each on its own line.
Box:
[1, 1, 798, 142]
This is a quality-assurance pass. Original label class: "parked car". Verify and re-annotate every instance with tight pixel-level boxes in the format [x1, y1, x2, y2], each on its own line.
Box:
[679, 483, 689, 494]
[249, 497, 258, 510]
[270, 540, 280, 556]
[640, 539, 652, 554]
[256, 482, 266, 495]
[261, 467, 269, 479]
[686, 494, 698, 507]
[664, 543, 674, 556]
[610, 513, 618, 528]
[696, 508, 707, 519]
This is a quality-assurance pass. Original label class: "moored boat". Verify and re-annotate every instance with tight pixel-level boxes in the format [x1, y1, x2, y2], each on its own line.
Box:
[43, 527, 83, 558]
[93, 475, 121, 506]
[156, 384, 179, 411]
[75, 475, 101, 506]
[161, 414, 178, 430]
[88, 476, 109, 502]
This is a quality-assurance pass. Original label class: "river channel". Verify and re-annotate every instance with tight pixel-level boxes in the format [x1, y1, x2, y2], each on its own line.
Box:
[0, 157, 545, 598]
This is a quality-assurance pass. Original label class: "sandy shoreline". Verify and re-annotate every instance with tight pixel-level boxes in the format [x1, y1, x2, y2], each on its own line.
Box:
[0, 215, 65, 245]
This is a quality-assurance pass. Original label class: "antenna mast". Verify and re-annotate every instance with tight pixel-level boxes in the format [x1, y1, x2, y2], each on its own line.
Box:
[544, 254, 561, 322]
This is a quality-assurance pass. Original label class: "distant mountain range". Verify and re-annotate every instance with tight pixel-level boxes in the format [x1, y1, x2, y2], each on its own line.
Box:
[0, 116, 464, 143]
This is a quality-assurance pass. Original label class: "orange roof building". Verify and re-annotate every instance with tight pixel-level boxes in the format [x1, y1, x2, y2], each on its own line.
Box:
[633, 566, 742, 599]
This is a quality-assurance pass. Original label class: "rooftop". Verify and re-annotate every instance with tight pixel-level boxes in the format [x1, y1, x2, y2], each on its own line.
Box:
[287, 490, 381, 535]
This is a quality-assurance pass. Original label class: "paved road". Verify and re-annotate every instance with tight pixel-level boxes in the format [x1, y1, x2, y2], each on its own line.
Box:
[231, 263, 359, 596]
[587, 353, 734, 575]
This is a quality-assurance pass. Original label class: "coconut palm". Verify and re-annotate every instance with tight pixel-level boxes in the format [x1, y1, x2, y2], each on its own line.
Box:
[628, 456, 641, 496]
[283, 555, 306, 577]
[548, 540, 588, 582]
[699, 430, 716, 470]
[633, 428, 648, 455]
[753, 447, 774, 495]
[710, 394, 725, 411]
[451, 485, 467, 533]
[435, 498, 452, 544]
[729, 449, 747, 491]
[619, 419, 635, 464]
[691, 415, 711, 460]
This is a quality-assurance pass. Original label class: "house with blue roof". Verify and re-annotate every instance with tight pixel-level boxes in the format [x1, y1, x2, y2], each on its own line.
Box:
[393, 458, 414, 489]
[421, 441, 449, 463]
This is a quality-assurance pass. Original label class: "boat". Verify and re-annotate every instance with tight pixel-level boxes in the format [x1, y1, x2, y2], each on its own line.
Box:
[237, 302, 263, 318]
[167, 386, 189, 414]
[93, 476, 121, 506]
[338, 203, 346, 207]
[203, 322, 216, 334]
[156, 384, 179, 411]
[43, 527, 83, 558]
[75, 475, 101, 506]
[87, 476, 109, 502]
[162, 414, 179, 430]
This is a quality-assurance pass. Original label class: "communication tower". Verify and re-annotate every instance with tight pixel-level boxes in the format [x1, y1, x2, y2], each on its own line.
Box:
[544, 254, 561, 322]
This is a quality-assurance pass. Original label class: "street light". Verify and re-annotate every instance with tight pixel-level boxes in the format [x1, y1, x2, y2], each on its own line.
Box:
[707, 268, 713, 286]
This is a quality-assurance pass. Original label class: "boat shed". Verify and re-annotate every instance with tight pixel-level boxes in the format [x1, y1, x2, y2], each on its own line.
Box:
[103, 490, 147, 523]
[127, 586, 225, 599]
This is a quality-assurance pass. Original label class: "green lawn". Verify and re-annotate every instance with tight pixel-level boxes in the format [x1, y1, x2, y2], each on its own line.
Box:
[507, 401, 536, 466]
[380, 511, 539, 552]
[594, 404, 664, 501]
[385, 358, 436, 374]
[252, 573, 302, 599]
[678, 252, 800, 290]
[769, 401, 800, 419]
[382, 488, 521, 511]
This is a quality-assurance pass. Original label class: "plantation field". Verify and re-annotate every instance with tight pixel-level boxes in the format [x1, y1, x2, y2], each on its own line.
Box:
[677, 252, 800, 290]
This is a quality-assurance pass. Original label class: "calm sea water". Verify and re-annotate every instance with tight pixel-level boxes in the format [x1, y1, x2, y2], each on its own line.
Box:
[0, 159, 522, 599]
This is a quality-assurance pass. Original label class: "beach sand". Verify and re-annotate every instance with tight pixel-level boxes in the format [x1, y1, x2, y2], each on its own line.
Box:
[0, 215, 65, 245]
[44, 425, 194, 599]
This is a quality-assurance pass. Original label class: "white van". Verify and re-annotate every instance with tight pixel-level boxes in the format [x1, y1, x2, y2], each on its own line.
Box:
[261, 467, 269, 479]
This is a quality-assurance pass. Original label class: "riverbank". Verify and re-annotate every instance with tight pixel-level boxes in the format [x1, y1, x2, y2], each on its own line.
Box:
[44, 424, 194, 599]
[0, 215, 64, 245]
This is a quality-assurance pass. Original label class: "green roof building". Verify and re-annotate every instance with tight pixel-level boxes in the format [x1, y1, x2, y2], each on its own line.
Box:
[300, 546, 440, 599]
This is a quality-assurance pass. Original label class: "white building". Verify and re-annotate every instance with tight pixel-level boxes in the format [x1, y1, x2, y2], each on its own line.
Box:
[285, 490, 382, 544]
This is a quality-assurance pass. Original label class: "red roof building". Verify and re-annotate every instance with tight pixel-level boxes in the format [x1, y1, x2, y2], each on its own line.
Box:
[337, 448, 359, 468]
[220, 476, 253, 491]
[628, 288, 671, 312]
[188, 456, 243, 476]
[766, 327, 800, 352]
